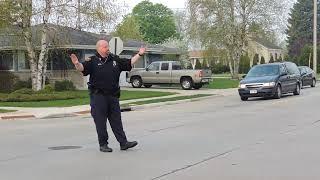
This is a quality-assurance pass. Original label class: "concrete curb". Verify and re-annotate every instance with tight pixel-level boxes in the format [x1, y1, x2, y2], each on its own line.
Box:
[0, 95, 218, 120]
[1, 115, 35, 120]
[70, 94, 219, 116]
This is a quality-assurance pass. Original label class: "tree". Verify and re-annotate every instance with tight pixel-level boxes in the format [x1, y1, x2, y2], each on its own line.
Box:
[260, 56, 266, 64]
[132, 0, 179, 44]
[287, 0, 320, 58]
[253, 54, 259, 66]
[187, 0, 285, 79]
[202, 59, 209, 69]
[113, 15, 144, 41]
[1, 0, 121, 91]
[0, 1, 18, 28]
[161, 37, 188, 61]
[249, 23, 278, 45]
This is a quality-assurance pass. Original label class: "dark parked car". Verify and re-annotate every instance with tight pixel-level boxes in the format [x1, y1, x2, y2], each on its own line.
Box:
[238, 62, 302, 101]
[298, 66, 316, 88]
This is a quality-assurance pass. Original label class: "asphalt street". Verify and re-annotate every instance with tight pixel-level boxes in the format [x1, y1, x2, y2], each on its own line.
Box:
[0, 86, 319, 180]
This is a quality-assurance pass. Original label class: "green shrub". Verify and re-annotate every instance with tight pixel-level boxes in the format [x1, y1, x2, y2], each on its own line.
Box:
[253, 54, 259, 66]
[194, 59, 202, 69]
[14, 79, 32, 90]
[269, 54, 274, 63]
[260, 56, 266, 64]
[39, 84, 55, 94]
[239, 54, 250, 74]
[54, 80, 75, 91]
[0, 71, 18, 93]
[211, 63, 230, 74]
[0, 92, 81, 102]
[11, 88, 34, 94]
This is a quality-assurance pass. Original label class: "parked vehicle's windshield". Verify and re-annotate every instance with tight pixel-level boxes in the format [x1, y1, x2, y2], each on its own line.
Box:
[247, 65, 279, 77]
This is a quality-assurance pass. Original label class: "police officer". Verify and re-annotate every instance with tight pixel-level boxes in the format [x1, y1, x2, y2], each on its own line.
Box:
[70, 40, 146, 152]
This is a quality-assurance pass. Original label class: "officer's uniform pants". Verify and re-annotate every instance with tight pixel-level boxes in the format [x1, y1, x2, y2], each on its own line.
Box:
[90, 93, 127, 146]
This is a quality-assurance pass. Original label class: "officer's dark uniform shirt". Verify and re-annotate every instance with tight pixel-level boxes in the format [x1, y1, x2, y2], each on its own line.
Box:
[81, 52, 132, 95]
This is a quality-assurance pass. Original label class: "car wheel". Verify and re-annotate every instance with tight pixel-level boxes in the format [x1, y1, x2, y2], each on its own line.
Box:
[241, 96, 248, 101]
[131, 77, 142, 88]
[274, 85, 282, 99]
[193, 83, 203, 89]
[144, 84, 152, 88]
[181, 78, 193, 90]
[311, 78, 316, 87]
[293, 83, 300, 95]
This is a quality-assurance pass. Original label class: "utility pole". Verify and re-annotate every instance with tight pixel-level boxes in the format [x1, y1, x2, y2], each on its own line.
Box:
[313, 0, 317, 73]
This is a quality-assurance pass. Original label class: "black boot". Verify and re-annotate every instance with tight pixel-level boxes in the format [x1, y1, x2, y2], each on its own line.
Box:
[100, 144, 113, 152]
[120, 141, 138, 150]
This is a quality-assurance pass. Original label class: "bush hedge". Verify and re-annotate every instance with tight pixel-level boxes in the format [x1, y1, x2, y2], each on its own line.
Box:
[0, 90, 86, 102]
[0, 71, 18, 93]
[211, 63, 230, 74]
[54, 80, 76, 91]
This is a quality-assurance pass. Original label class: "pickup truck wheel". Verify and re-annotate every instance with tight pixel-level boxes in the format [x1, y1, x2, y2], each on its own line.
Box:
[131, 77, 142, 88]
[144, 84, 152, 88]
[181, 78, 193, 90]
[193, 84, 202, 89]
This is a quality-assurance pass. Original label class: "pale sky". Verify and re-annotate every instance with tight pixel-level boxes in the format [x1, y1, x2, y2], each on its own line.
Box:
[123, 0, 187, 12]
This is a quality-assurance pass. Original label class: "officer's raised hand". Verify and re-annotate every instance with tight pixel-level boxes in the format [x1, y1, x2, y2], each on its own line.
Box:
[70, 54, 84, 71]
[131, 46, 147, 65]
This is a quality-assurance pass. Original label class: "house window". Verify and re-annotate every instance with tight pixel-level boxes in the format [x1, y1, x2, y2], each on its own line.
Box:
[0, 51, 14, 70]
[24, 53, 30, 69]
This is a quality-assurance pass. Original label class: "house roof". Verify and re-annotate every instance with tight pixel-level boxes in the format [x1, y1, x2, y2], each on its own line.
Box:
[188, 50, 204, 58]
[252, 37, 282, 50]
[0, 24, 180, 54]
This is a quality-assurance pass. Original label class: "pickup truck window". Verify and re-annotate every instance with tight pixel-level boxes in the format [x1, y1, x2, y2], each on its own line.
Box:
[148, 63, 160, 71]
[161, 63, 169, 71]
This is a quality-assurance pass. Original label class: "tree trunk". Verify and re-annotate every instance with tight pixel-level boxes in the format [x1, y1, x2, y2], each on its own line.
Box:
[37, 0, 51, 90]
[233, 56, 240, 79]
[21, 0, 39, 91]
[228, 52, 234, 77]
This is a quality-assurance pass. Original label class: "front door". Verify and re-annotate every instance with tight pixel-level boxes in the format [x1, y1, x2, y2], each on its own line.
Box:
[157, 62, 171, 83]
[279, 64, 291, 93]
[142, 62, 160, 83]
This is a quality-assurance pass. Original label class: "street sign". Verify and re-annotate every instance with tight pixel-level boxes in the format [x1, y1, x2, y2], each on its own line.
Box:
[109, 37, 124, 55]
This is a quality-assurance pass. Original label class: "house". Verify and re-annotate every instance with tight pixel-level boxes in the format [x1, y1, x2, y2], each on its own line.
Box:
[247, 37, 283, 65]
[0, 24, 180, 89]
[188, 50, 204, 69]
[188, 37, 283, 68]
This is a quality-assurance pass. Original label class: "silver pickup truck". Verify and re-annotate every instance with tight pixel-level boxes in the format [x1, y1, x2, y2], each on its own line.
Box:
[126, 61, 212, 90]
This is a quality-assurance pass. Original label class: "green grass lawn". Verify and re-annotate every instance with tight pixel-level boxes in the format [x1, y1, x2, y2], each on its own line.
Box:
[122, 94, 212, 107]
[0, 90, 176, 107]
[213, 73, 245, 78]
[0, 109, 17, 113]
[208, 78, 240, 89]
[213, 73, 232, 78]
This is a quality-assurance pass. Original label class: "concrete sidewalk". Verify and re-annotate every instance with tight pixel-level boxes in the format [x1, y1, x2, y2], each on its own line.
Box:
[0, 88, 235, 120]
